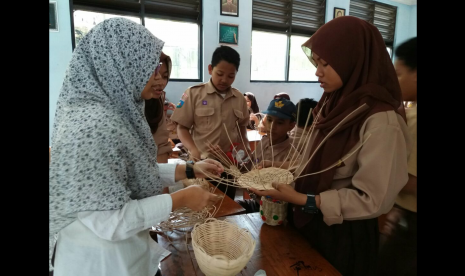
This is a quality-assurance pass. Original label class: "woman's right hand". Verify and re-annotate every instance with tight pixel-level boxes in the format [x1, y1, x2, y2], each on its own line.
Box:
[193, 159, 224, 178]
[170, 185, 221, 211]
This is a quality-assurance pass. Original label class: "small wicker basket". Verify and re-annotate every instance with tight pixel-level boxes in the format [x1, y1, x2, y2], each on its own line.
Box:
[259, 196, 288, 226]
[191, 218, 256, 276]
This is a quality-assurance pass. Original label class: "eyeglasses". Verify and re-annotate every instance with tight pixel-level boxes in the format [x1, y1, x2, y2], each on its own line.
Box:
[154, 63, 162, 76]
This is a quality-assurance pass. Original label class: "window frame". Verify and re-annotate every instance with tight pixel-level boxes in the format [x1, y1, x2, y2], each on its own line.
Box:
[250, 0, 326, 83]
[349, 0, 397, 60]
[69, 0, 203, 82]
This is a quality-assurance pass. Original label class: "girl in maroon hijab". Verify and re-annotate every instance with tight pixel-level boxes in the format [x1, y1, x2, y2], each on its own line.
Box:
[145, 52, 173, 163]
[250, 16, 411, 276]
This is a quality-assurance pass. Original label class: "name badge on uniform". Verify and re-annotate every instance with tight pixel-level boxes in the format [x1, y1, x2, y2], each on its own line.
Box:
[202, 100, 207, 105]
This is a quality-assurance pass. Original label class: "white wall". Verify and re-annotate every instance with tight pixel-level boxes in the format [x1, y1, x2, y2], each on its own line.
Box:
[49, 0, 73, 146]
[49, 0, 417, 145]
[409, 5, 417, 37]
[326, 0, 351, 22]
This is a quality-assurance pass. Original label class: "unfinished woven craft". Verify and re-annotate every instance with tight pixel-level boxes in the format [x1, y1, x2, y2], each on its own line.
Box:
[153, 206, 213, 233]
[237, 167, 293, 190]
[153, 178, 229, 233]
[203, 101, 372, 195]
[191, 218, 256, 276]
[259, 196, 288, 226]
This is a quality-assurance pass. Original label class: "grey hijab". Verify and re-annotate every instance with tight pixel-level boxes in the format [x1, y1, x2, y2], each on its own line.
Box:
[49, 17, 164, 271]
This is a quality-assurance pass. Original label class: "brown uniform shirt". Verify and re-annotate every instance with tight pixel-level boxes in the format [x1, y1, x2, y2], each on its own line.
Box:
[395, 104, 417, 213]
[152, 111, 172, 156]
[252, 135, 301, 165]
[294, 111, 411, 226]
[170, 80, 249, 159]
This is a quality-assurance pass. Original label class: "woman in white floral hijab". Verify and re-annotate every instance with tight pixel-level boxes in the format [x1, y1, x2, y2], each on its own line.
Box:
[49, 17, 223, 275]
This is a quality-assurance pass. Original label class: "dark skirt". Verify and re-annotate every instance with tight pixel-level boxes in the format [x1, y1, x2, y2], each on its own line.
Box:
[293, 210, 379, 276]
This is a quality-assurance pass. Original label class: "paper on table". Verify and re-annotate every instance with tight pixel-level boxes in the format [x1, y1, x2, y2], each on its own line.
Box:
[247, 130, 262, 142]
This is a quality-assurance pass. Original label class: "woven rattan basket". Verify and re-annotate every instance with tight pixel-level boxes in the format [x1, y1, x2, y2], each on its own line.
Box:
[237, 167, 294, 190]
[259, 196, 288, 226]
[191, 218, 256, 276]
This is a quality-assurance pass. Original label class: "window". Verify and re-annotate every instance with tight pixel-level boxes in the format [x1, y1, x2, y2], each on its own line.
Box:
[144, 19, 199, 79]
[71, 0, 202, 81]
[251, 31, 287, 81]
[251, 0, 326, 82]
[288, 35, 317, 81]
[349, 0, 397, 59]
[73, 10, 140, 47]
[386, 47, 392, 59]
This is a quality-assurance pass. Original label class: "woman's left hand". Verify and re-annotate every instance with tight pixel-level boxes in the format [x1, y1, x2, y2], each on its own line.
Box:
[193, 159, 224, 178]
[248, 182, 307, 206]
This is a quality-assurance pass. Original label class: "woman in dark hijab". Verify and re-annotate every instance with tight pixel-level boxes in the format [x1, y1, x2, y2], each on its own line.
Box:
[249, 16, 411, 276]
[145, 52, 174, 163]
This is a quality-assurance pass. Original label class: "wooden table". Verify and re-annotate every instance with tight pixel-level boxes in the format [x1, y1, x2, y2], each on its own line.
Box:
[209, 182, 246, 218]
[161, 178, 245, 218]
[158, 213, 341, 276]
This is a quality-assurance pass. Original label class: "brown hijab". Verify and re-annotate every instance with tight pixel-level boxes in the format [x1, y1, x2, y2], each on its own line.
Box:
[145, 52, 172, 133]
[293, 16, 406, 228]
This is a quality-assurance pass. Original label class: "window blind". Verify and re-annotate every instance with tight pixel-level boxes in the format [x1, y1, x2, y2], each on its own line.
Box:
[72, 0, 201, 23]
[252, 0, 326, 35]
[292, 0, 326, 34]
[144, 0, 201, 22]
[349, 0, 397, 45]
[72, 0, 141, 16]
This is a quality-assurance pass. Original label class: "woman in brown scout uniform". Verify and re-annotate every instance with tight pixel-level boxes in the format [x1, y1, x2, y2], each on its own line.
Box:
[249, 16, 412, 276]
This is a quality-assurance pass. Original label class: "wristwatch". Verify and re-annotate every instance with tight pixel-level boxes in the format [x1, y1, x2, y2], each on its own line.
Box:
[185, 160, 195, 179]
[302, 194, 319, 214]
